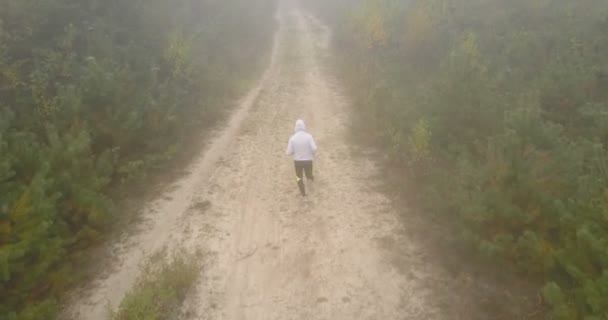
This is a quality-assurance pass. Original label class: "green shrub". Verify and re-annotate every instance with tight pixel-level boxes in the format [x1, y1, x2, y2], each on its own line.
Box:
[0, 0, 277, 318]
[110, 249, 200, 320]
[303, 0, 608, 318]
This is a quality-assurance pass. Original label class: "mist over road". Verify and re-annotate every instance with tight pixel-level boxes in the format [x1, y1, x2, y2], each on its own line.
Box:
[66, 3, 443, 320]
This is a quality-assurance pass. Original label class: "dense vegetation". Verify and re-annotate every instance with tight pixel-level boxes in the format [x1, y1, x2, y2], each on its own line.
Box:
[303, 0, 608, 318]
[0, 0, 276, 318]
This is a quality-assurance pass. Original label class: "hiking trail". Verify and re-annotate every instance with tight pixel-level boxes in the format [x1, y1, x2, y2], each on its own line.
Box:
[65, 3, 446, 320]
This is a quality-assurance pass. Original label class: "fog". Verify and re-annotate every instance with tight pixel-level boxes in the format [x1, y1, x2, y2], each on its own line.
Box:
[1, 1, 607, 319]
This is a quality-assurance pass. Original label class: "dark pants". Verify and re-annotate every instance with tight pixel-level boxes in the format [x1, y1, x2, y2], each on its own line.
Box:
[294, 160, 313, 196]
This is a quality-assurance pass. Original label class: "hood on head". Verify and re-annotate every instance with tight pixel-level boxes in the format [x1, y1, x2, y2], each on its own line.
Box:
[294, 119, 306, 132]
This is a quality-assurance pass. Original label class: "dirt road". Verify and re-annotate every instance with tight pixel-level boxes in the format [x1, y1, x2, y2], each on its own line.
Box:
[66, 3, 444, 320]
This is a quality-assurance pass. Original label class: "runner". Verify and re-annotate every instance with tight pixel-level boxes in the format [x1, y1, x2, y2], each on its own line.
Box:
[286, 119, 317, 196]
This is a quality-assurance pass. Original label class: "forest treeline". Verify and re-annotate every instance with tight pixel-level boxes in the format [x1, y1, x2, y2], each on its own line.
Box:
[303, 0, 608, 319]
[0, 0, 277, 318]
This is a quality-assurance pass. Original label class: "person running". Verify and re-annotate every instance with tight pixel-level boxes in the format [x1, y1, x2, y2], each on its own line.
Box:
[286, 119, 317, 196]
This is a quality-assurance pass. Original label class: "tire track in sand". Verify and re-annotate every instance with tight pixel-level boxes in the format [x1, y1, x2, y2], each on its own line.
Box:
[180, 3, 444, 320]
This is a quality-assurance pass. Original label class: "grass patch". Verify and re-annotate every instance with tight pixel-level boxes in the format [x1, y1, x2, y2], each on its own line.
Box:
[109, 249, 200, 320]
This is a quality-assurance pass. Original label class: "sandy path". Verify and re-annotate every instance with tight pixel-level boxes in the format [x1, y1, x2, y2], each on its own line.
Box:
[65, 2, 443, 320]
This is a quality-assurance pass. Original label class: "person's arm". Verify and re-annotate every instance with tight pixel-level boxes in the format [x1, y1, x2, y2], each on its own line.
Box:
[310, 136, 317, 154]
[286, 138, 294, 156]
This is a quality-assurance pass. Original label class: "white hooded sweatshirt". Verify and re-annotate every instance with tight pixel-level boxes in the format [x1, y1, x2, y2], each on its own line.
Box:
[286, 119, 317, 161]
